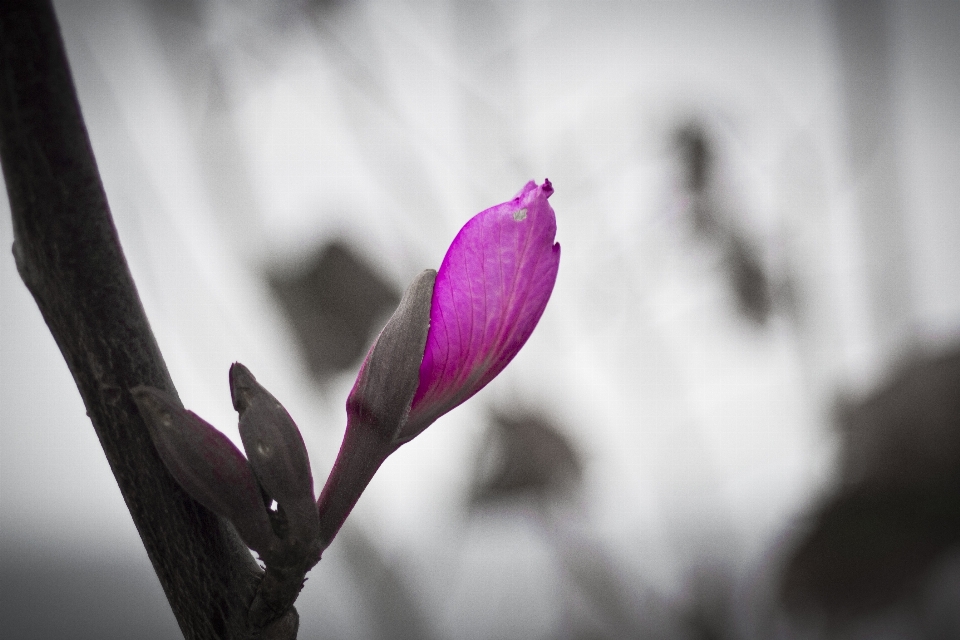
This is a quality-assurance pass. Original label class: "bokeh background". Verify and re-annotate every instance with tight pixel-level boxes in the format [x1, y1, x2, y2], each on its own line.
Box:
[2, 1, 960, 638]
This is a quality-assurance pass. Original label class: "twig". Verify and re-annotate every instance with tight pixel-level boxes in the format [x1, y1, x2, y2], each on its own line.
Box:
[0, 2, 288, 638]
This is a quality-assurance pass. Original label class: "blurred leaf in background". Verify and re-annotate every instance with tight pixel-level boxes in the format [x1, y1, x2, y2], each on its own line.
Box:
[267, 240, 400, 380]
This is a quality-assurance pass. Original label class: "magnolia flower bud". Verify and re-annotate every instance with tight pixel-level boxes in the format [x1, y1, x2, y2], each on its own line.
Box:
[401, 179, 560, 441]
[132, 386, 276, 555]
[317, 179, 560, 551]
[230, 364, 320, 561]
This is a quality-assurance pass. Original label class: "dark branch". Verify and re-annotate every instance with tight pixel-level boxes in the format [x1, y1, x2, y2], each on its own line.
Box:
[0, 2, 291, 638]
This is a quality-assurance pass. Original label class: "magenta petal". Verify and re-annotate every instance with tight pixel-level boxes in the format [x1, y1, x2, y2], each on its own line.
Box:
[402, 180, 560, 439]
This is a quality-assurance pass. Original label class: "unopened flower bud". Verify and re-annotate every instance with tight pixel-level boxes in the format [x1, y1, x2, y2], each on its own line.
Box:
[317, 180, 560, 551]
[229, 363, 319, 558]
[402, 179, 560, 441]
[131, 386, 276, 555]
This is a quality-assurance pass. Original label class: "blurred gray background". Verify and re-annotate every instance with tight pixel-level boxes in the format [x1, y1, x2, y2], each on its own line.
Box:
[2, 0, 959, 638]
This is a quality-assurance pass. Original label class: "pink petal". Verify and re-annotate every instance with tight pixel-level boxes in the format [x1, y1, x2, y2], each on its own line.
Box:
[402, 180, 560, 439]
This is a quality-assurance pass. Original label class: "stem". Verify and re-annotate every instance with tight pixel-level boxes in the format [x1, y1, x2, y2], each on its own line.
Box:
[316, 420, 395, 552]
[0, 2, 287, 637]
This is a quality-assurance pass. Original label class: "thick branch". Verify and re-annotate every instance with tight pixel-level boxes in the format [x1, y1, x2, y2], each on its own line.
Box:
[0, 2, 281, 638]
